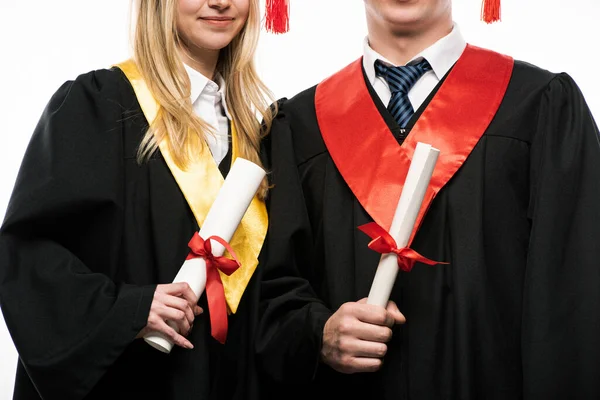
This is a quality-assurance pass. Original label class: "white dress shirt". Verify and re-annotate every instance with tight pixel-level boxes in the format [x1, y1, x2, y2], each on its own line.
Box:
[184, 63, 232, 166]
[362, 24, 467, 111]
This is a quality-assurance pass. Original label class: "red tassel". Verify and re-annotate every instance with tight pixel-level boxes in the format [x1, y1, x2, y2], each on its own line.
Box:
[265, 0, 289, 34]
[481, 0, 501, 23]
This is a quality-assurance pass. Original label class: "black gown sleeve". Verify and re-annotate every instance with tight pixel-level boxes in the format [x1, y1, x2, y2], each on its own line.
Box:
[0, 71, 155, 400]
[522, 73, 600, 398]
[255, 100, 333, 385]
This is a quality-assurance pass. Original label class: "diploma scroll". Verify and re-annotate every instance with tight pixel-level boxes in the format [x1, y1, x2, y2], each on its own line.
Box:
[144, 158, 265, 353]
[367, 142, 439, 307]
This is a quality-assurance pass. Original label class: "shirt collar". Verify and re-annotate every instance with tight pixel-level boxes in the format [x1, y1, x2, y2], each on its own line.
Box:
[363, 23, 467, 84]
[183, 63, 232, 120]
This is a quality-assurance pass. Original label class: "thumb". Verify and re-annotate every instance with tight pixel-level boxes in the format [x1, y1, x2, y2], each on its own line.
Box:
[386, 301, 406, 324]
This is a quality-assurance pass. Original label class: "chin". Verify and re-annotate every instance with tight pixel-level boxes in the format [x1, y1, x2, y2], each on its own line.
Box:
[386, 5, 423, 21]
[385, 6, 444, 31]
[192, 34, 236, 51]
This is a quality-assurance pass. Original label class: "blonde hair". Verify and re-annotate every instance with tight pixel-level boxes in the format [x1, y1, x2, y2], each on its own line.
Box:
[132, 0, 273, 198]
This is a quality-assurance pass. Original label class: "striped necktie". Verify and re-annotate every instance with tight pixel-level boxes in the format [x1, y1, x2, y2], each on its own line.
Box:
[374, 59, 432, 128]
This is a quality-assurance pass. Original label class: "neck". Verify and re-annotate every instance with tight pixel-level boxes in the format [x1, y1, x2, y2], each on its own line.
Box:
[367, 19, 453, 66]
[179, 42, 220, 80]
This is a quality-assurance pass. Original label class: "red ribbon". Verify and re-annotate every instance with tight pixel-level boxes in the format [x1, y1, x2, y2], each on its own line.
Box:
[358, 222, 444, 272]
[186, 232, 241, 344]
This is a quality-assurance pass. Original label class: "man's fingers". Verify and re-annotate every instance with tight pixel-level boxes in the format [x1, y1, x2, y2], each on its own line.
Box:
[386, 301, 406, 324]
[343, 357, 383, 374]
[339, 301, 387, 326]
[340, 337, 388, 358]
[353, 304, 393, 327]
[352, 299, 405, 326]
[352, 322, 393, 343]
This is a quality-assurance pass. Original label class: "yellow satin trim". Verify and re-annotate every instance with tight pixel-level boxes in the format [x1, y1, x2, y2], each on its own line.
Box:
[114, 60, 267, 313]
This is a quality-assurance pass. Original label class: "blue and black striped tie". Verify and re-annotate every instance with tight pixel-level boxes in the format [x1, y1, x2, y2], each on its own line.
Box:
[374, 59, 432, 128]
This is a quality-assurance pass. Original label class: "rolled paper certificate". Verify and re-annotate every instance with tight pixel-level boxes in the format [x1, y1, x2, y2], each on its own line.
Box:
[144, 158, 266, 353]
[366, 142, 440, 308]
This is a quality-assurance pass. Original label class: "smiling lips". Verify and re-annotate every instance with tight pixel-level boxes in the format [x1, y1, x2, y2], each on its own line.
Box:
[200, 16, 235, 26]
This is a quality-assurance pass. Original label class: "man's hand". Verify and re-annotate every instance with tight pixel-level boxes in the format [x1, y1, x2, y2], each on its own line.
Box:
[321, 298, 405, 374]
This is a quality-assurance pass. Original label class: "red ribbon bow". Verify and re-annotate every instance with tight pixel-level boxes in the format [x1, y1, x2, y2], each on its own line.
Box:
[186, 232, 241, 344]
[358, 222, 444, 272]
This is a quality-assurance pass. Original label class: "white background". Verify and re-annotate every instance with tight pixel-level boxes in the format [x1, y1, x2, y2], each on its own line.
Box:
[0, 0, 598, 397]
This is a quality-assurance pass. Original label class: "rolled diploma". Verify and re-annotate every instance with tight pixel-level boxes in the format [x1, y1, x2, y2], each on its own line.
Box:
[144, 158, 266, 353]
[366, 142, 439, 308]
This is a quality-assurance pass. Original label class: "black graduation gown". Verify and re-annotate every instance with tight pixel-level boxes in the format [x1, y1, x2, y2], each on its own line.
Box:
[0, 68, 259, 400]
[256, 60, 600, 400]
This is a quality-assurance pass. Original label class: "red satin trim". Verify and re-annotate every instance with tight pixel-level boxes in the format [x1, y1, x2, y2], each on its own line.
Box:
[186, 232, 241, 344]
[315, 45, 513, 245]
[358, 222, 443, 272]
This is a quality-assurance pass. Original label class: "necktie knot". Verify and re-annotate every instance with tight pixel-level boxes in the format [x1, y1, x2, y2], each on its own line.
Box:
[373, 58, 432, 130]
[375, 59, 432, 95]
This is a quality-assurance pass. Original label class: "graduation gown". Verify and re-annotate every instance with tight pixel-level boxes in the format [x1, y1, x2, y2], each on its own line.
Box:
[0, 68, 260, 400]
[256, 50, 600, 399]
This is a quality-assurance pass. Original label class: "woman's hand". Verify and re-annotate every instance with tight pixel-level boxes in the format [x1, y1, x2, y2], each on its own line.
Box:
[137, 282, 203, 349]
